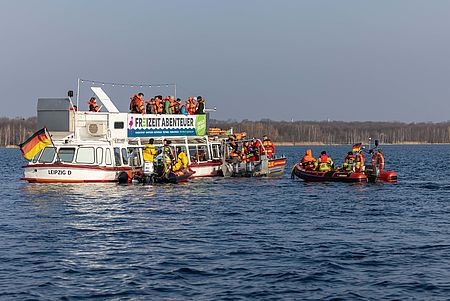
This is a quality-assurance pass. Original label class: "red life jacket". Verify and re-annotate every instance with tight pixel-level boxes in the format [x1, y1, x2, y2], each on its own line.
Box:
[319, 154, 329, 162]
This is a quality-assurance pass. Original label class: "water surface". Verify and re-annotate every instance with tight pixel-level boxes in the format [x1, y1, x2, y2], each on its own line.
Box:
[1, 145, 450, 300]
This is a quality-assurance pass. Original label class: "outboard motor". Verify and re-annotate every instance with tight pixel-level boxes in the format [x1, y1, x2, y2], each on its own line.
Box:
[118, 171, 130, 184]
[364, 165, 379, 183]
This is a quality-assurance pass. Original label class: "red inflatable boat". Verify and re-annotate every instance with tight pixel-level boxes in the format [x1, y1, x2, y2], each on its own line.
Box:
[291, 163, 367, 183]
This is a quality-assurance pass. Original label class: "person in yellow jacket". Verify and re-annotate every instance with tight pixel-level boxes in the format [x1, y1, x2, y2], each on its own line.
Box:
[173, 147, 189, 171]
[143, 138, 158, 174]
[315, 151, 334, 172]
[143, 139, 158, 162]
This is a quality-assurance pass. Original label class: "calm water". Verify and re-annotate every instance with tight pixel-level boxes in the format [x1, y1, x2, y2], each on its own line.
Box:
[1, 145, 450, 300]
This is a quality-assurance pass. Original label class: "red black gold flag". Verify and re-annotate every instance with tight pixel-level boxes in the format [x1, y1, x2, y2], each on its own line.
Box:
[352, 143, 362, 152]
[19, 128, 52, 160]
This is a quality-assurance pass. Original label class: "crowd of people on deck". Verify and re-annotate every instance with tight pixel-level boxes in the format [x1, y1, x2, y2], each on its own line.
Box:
[86, 93, 206, 115]
[300, 147, 385, 172]
[227, 134, 276, 162]
[129, 93, 206, 115]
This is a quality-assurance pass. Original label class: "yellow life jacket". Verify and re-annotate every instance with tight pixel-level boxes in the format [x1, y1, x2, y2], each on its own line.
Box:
[143, 144, 157, 162]
[178, 152, 189, 168]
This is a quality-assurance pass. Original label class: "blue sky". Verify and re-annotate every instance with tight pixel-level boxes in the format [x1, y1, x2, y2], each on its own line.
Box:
[1, 0, 450, 122]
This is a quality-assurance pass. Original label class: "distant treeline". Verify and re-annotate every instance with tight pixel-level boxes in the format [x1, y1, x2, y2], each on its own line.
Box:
[210, 119, 450, 144]
[0, 117, 37, 146]
[1, 117, 450, 146]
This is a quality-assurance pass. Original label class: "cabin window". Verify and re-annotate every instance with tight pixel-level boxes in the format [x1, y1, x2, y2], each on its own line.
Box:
[121, 148, 129, 165]
[197, 145, 209, 162]
[58, 148, 76, 163]
[114, 122, 124, 129]
[38, 147, 56, 163]
[32, 150, 43, 163]
[211, 144, 221, 159]
[188, 145, 197, 162]
[76, 147, 95, 164]
[96, 148, 103, 164]
[114, 147, 122, 166]
[127, 147, 141, 167]
[105, 149, 112, 165]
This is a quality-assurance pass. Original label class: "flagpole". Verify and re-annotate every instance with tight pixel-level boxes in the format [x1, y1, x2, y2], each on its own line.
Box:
[46, 127, 62, 163]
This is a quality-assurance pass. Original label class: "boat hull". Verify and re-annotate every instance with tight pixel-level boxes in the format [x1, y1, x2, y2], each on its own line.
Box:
[292, 163, 367, 183]
[221, 157, 286, 177]
[21, 164, 133, 183]
[364, 165, 398, 183]
[189, 161, 222, 178]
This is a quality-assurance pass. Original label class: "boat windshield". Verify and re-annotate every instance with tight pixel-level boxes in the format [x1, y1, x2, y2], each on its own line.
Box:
[38, 147, 56, 163]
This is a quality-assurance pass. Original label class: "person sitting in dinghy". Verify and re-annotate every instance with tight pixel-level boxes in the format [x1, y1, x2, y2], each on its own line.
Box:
[342, 151, 356, 172]
[315, 151, 334, 172]
[300, 149, 316, 170]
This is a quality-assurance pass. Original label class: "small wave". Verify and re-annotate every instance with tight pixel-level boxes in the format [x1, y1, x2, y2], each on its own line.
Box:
[173, 267, 213, 277]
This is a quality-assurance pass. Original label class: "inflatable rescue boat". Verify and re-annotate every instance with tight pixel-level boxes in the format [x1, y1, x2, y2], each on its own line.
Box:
[291, 163, 367, 183]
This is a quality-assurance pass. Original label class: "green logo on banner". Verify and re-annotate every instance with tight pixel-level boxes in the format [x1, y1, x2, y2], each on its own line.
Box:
[195, 115, 206, 136]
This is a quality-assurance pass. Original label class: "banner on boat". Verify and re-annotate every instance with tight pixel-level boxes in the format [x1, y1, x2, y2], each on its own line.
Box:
[127, 114, 206, 137]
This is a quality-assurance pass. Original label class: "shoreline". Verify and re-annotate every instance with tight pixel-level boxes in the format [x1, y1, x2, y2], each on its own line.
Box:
[2, 142, 450, 149]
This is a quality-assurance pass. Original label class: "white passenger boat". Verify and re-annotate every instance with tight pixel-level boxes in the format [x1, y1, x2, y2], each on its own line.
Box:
[22, 87, 223, 183]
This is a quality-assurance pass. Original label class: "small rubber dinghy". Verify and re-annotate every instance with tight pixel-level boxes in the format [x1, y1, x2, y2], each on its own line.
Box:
[291, 163, 367, 183]
[118, 168, 194, 184]
[364, 165, 397, 183]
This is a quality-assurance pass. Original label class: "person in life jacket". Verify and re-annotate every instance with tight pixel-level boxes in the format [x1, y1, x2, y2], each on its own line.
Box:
[143, 138, 158, 174]
[146, 98, 156, 114]
[195, 96, 205, 114]
[172, 98, 181, 114]
[252, 138, 262, 161]
[154, 95, 164, 114]
[355, 152, 365, 172]
[371, 148, 385, 170]
[167, 96, 176, 114]
[163, 97, 172, 114]
[143, 138, 158, 163]
[187, 97, 197, 115]
[315, 150, 334, 172]
[240, 141, 250, 163]
[163, 139, 175, 162]
[87, 97, 100, 112]
[301, 149, 316, 170]
[130, 93, 145, 113]
[262, 135, 276, 158]
[173, 146, 189, 171]
[342, 151, 356, 172]
[158, 140, 174, 174]
[245, 140, 256, 162]
[228, 135, 240, 160]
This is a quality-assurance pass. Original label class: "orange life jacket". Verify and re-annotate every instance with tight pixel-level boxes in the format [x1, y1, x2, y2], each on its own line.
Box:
[155, 99, 163, 114]
[356, 153, 365, 165]
[188, 100, 196, 115]
[130, 95, 144, 113]
[262, 139, 275, 157]
[301, 149, 316, 168]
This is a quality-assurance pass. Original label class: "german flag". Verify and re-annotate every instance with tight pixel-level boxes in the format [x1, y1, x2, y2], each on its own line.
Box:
[19, 128, 52, 160]
[352, 143, 362, 153]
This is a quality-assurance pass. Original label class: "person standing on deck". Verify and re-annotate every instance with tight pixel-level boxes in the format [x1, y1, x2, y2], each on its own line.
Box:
[143, 138, 158, 174]
[262, 135, 276, 158]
